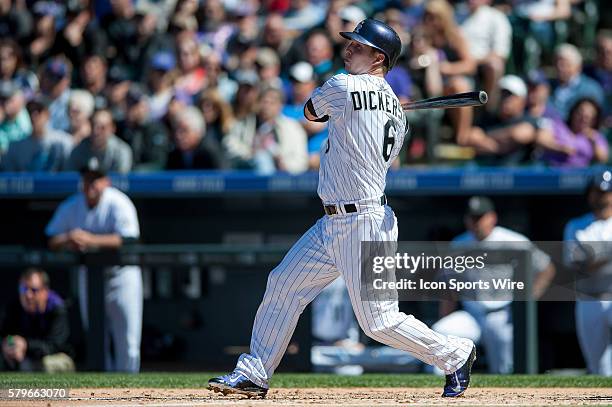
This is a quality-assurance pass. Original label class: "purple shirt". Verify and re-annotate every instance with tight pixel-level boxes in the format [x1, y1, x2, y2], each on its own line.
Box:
[541, 121, 608, 167]
[385, 66, 412, 100]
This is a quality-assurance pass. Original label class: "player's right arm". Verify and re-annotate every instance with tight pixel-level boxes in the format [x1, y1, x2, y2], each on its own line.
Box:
[304, 74, 348, 122]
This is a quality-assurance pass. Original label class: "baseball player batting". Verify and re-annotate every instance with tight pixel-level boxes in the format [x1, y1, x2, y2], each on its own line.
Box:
[209, 19, 476, 398]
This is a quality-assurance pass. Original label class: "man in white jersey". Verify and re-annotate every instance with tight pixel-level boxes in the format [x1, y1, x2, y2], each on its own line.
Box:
[564, 171, 612, 376]
[433, 196, 555, 374]
[45, 158, 143, 372]
[209, 19, 476, 398]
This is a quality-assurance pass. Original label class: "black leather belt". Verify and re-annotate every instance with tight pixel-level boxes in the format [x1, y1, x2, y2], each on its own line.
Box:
[324, 195, 387, 216]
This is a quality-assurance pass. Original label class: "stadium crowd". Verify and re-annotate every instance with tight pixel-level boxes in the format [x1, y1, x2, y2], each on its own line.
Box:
[0, 0, 609, 173]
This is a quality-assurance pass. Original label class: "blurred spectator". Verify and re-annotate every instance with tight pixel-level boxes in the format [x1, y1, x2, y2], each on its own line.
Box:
[24, 1, 61, 68]
[225, 6, 259, 70]
[68, 89, 95, 145]
[201, 50, 237, 103]
[461, 75, 538, 164]
[146, 50, 176, 120]
[78, 54, 109, 110]
[460, 0, 512, 108]
[233, 40, 259, 76]
[200, 0, 233, 46]
[118, 85, 169, 171]
[2, 96, 71, 172]
[585, 30, 612, 131]
[512, 0, 570, 50]
[324, 4, 366, 59]
[131, 9, 173, 77]
[408, 25, 444, 98]
[305, 30, 340, 84]
[525, 69, 571, 161]
[538, 98, 608, 167]
[165, 105, 223, 170]
[550, 44, 605, 120]
[232, 70, 260, 120]
[162, 94, 186, 134]
[168, 9, 198, 37]
[282, 62, 327, 169]
[46, 160, 143, 373]
[39, 56, 72, 132]
[174, 32, 206, 104]
[172, 0, 199, 19]
[0, 268, 73, 372]
[397, 0, 427, 30]
[0, 39, 38, 99]
[406, 25, 446, 162]
[283, 0, 326, 32]
[224, 86, 308, 174]
[422, 0, 477, 145]
[0, 0, 32, 44]
[67, 109, 133, 173]
[526, 69, 562, 121]
[199, 88, 234, 147]
[513, 0, 571, 25]
[199, 1, 236, 60]
[0, 80, 31, 156]
[259, 13, 294, 73]
[106, 64, 131, 123]
[255, 47, 282, 89]
[54, 1, 107, 70]
[101, 0, 140, 71]
[137, 0, 177, 32]
[585, 30, 612, 98]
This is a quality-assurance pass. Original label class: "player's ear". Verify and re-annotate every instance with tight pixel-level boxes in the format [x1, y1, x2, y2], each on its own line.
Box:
[374, 51, 386, 70]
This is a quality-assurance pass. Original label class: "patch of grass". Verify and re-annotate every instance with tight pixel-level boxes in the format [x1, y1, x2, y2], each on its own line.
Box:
[0, 373, 610, 389]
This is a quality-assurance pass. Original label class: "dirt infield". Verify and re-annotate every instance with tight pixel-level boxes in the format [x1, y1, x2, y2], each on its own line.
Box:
[2, 387, 612, 406]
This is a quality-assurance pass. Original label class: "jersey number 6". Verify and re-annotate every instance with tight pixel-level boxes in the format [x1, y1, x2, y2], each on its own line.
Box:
[382, 119, 397, 161]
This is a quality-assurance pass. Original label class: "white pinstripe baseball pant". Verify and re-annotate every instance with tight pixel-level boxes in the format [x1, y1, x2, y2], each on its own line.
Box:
[236, 205, 473, 388]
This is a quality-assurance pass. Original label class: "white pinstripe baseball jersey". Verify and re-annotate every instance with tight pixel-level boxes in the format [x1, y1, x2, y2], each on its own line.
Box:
[311, 73, 407, 203]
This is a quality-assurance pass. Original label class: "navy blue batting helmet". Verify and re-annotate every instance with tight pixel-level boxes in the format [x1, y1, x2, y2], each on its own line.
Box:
[340, 19, 402, 69]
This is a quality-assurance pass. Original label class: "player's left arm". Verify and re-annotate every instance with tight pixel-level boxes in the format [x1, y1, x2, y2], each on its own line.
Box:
[304, 74, 348, 122]
[304, 99, 328, 122]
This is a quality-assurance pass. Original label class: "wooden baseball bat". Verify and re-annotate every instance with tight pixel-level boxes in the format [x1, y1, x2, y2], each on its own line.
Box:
[401, 91, 488, 110]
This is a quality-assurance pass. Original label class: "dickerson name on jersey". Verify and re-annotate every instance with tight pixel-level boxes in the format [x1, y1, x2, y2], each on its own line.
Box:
[350, 90, 403, 120]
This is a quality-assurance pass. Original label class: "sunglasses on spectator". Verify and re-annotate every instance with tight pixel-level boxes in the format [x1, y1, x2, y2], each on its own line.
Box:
[19, 284, 43, 294]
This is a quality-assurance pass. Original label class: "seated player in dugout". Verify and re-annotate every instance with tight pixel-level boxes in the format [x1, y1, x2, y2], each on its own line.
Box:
[0, 268, 74, 372]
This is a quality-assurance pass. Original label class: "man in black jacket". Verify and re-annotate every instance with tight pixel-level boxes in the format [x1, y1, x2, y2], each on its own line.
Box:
[165, 106, 223, 170]
[118, 85, 169, 171]
[0, 268, 72, 371]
